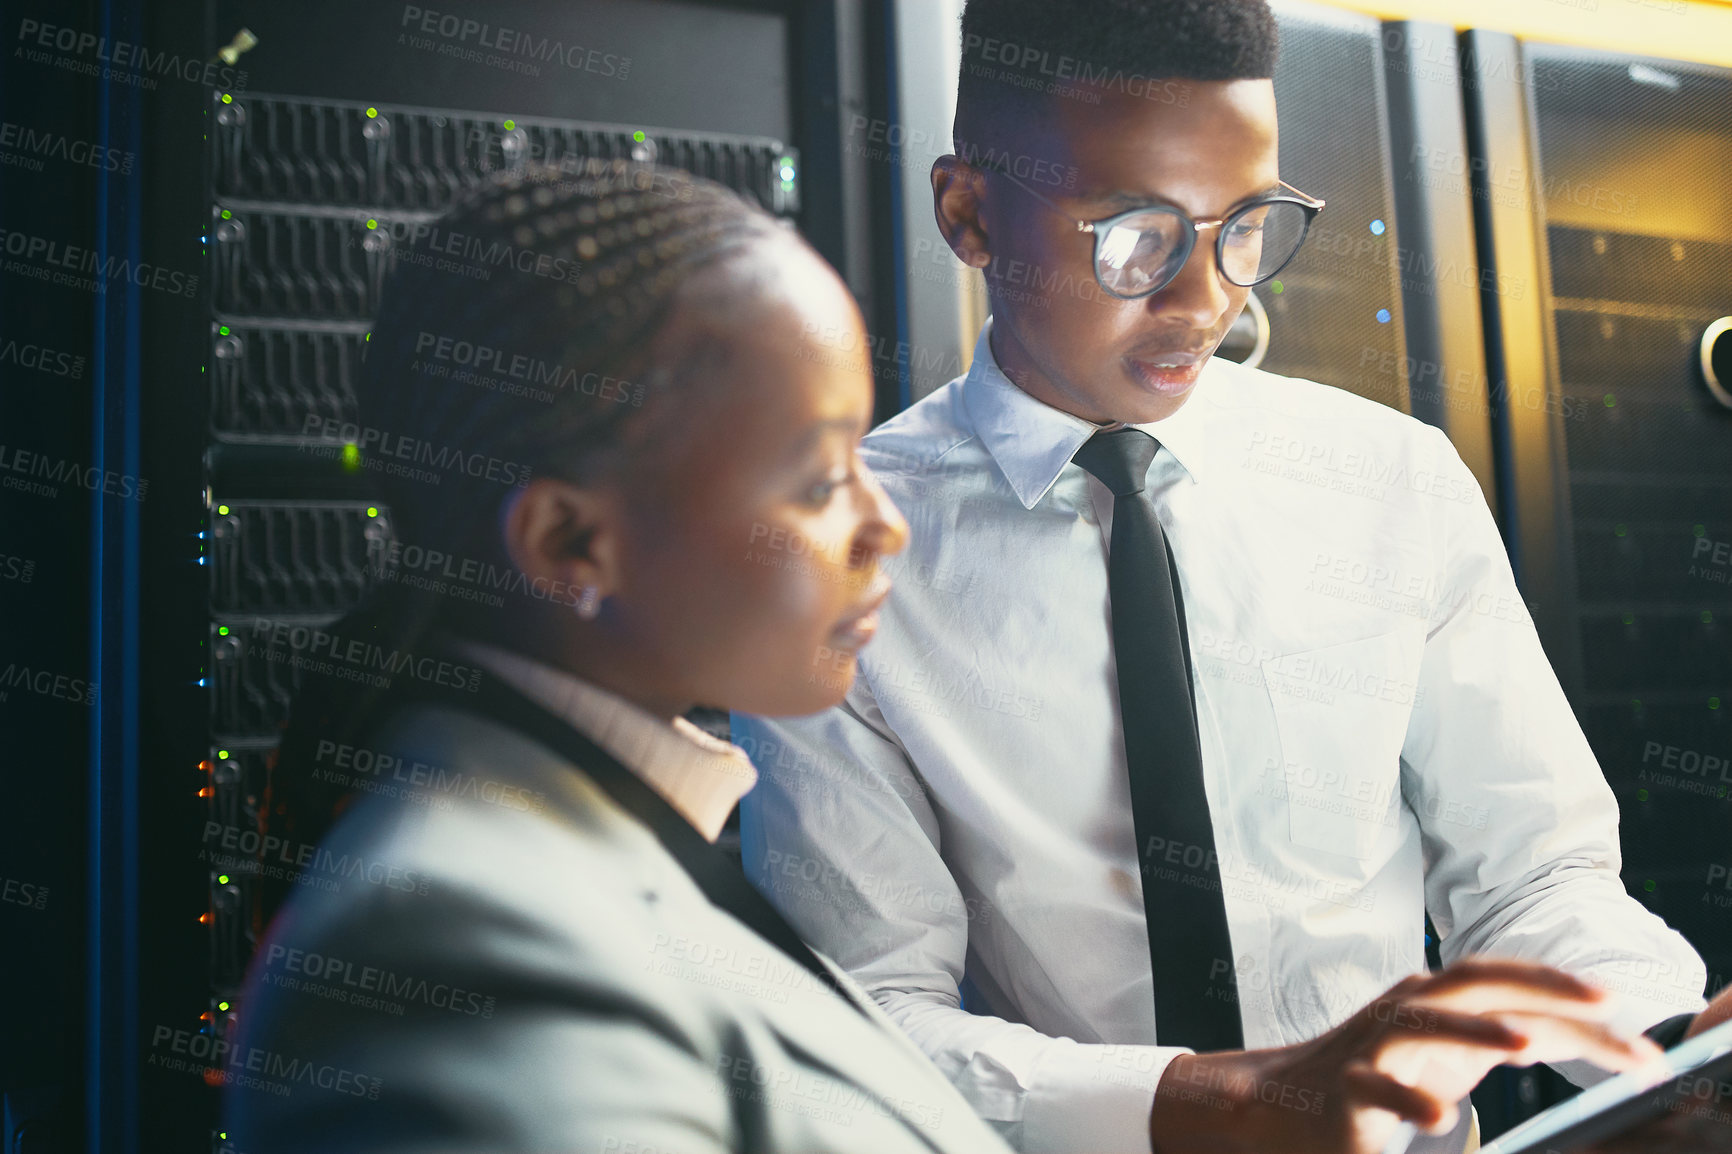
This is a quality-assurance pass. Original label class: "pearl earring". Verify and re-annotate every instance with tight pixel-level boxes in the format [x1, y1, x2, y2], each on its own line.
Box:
[576, 586, 602, 620]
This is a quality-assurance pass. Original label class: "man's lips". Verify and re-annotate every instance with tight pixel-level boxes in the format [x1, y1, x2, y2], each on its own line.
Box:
[831, 573, 893, 647]
[1128, 347, 1210, 368]
[1127, 350, 1210, 396]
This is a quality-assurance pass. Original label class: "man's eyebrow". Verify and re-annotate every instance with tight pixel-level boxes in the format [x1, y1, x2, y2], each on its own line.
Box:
[1078, 184, 1285, 212]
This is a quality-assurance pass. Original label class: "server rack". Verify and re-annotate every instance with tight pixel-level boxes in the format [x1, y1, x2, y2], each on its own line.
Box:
[1464, 29, 1732, 1136]
[46, 3, 876, 1150]
[1255, 1, 1413, 415]
[195, 89, 801, 1149]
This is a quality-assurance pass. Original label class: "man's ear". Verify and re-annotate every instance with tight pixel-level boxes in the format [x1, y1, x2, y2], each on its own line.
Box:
[931, 155, 992, 270]
[500, 478, 623, 598]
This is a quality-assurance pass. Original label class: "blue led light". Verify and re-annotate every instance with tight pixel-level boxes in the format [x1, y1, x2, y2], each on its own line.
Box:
[197, 679, 207, 688]
[1376, 308, 1391, 324]
[1369, 219, 1386, 236]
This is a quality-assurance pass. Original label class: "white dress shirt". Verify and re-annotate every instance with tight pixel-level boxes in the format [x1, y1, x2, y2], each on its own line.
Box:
[733, 320, 1707, 1154]
[444, 634, 757, 841]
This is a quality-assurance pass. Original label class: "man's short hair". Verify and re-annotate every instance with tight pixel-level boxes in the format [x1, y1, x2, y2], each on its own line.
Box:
[956, 0, 1279, 151]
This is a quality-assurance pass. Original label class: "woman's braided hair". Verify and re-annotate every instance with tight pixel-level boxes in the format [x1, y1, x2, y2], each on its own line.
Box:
[363, 157, 791, 550]
[262, 160, 792, 895]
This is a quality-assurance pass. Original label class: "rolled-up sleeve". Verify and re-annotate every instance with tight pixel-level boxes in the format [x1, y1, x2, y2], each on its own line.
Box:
[1400, 427, 1706, 1083]
[735, 678, 1182, 1154]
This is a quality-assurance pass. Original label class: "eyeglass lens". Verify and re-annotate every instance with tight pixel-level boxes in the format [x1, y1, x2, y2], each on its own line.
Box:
[1095, 200, 1311, 296]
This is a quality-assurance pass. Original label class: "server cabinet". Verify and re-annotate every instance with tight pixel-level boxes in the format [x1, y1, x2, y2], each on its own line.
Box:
[54, 2, 874, 1151]
[1465, 27, 1732, 1045]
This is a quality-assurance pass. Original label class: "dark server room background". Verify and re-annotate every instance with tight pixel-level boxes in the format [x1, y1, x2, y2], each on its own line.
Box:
[0, 0, 1727, 1150]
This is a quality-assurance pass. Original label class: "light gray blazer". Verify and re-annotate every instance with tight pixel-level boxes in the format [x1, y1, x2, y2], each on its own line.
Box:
[222, 702, 1014, 1154]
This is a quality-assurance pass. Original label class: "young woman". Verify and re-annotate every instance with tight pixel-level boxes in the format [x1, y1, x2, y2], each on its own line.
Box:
[221, 159, 1011, 1154]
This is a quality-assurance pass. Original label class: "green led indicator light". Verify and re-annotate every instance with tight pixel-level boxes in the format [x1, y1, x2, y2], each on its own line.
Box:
[217, 749, 229, 759]
[366, 219, 378, 230]
[1643, 879, 1656, 893]
[342, 444, 361, 471]
[1270, 280, 1283, 294]
[1696, 525, 1707, 537]
[218, 325, 230, 336]
[218, 626, 230, 636]
[365, 332, 371, 342]
[1636, 788, 1649, 801]
[1622, 612, 1636, 626]
[1604, 393, 1616, 408]
[220, 93, 232, 104]
[366, 107, 379, 118]
[503, 119, 516, 131]
[217, 504, 230, 515]
[1711, 697, 1722, 710]
[220, 209, 232, 220]
[633, 130, 645, 143]
[218, 875, 229, 885]
[1614, 524, 1626, 537]
[218, 1001, 230, 1011]
[366, 506, 379, 517]
[1704, 610, 1715, 624]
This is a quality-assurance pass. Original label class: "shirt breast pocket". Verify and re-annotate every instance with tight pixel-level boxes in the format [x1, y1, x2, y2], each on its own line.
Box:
[1258, 626, 1425, 861]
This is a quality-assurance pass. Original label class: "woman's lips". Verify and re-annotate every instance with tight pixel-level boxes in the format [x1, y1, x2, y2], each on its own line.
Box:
[1127, 351, 1208, 397]
[830, 573, 893, 649]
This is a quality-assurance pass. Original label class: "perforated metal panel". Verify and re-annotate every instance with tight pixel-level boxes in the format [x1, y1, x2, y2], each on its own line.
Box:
[1489, 43, 1732, 986]
[201, 91, 802, 1009]
[211, 206, 408, 320]
[208, 501, 391, 616]
[210, 322, 370, 442]
[1261, 2, 1409, 412]
[213, 95, 800, 215]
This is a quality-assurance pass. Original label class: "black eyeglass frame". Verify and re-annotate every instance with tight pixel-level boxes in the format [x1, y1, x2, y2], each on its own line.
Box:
[987, 166, 1326, 300]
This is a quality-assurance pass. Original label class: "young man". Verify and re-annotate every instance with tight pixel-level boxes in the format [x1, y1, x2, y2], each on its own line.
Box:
[735, 2, 1727, 1152]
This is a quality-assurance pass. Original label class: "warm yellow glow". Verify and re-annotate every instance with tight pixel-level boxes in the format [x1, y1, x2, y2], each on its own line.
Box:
[1319, 0, 1732, 69]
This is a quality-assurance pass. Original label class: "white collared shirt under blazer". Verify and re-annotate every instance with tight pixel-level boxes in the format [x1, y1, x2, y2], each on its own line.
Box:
[734, 320, 1707, 1154]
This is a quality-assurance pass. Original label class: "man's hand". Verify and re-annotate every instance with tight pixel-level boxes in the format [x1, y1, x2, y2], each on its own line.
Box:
[1149, 958, 1663, 1154]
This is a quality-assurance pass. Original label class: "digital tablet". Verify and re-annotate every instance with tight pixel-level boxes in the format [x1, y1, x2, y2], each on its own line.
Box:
[1480, 1017, 1732, 1154]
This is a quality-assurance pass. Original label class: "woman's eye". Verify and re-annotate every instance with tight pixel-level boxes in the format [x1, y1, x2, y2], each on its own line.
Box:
[803, 469, 854, 506]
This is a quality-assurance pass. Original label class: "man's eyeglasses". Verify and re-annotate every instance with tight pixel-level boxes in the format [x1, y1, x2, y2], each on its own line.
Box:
[987, 167, 1325, 300]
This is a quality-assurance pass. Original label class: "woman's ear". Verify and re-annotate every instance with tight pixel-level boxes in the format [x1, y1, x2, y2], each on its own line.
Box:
[931, 155, 993, 270]
[500, 478, 624, 600]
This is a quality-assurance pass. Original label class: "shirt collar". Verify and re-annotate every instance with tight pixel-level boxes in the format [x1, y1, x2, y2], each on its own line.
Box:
[442, 635, 757, 842]
[960, 318, 1215, 510]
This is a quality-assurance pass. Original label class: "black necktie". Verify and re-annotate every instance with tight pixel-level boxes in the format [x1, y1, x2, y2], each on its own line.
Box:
[1072, 428, 1243, 1051]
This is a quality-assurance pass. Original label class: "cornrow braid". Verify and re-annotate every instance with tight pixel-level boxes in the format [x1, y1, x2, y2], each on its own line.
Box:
[361, 158, 788, 550]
